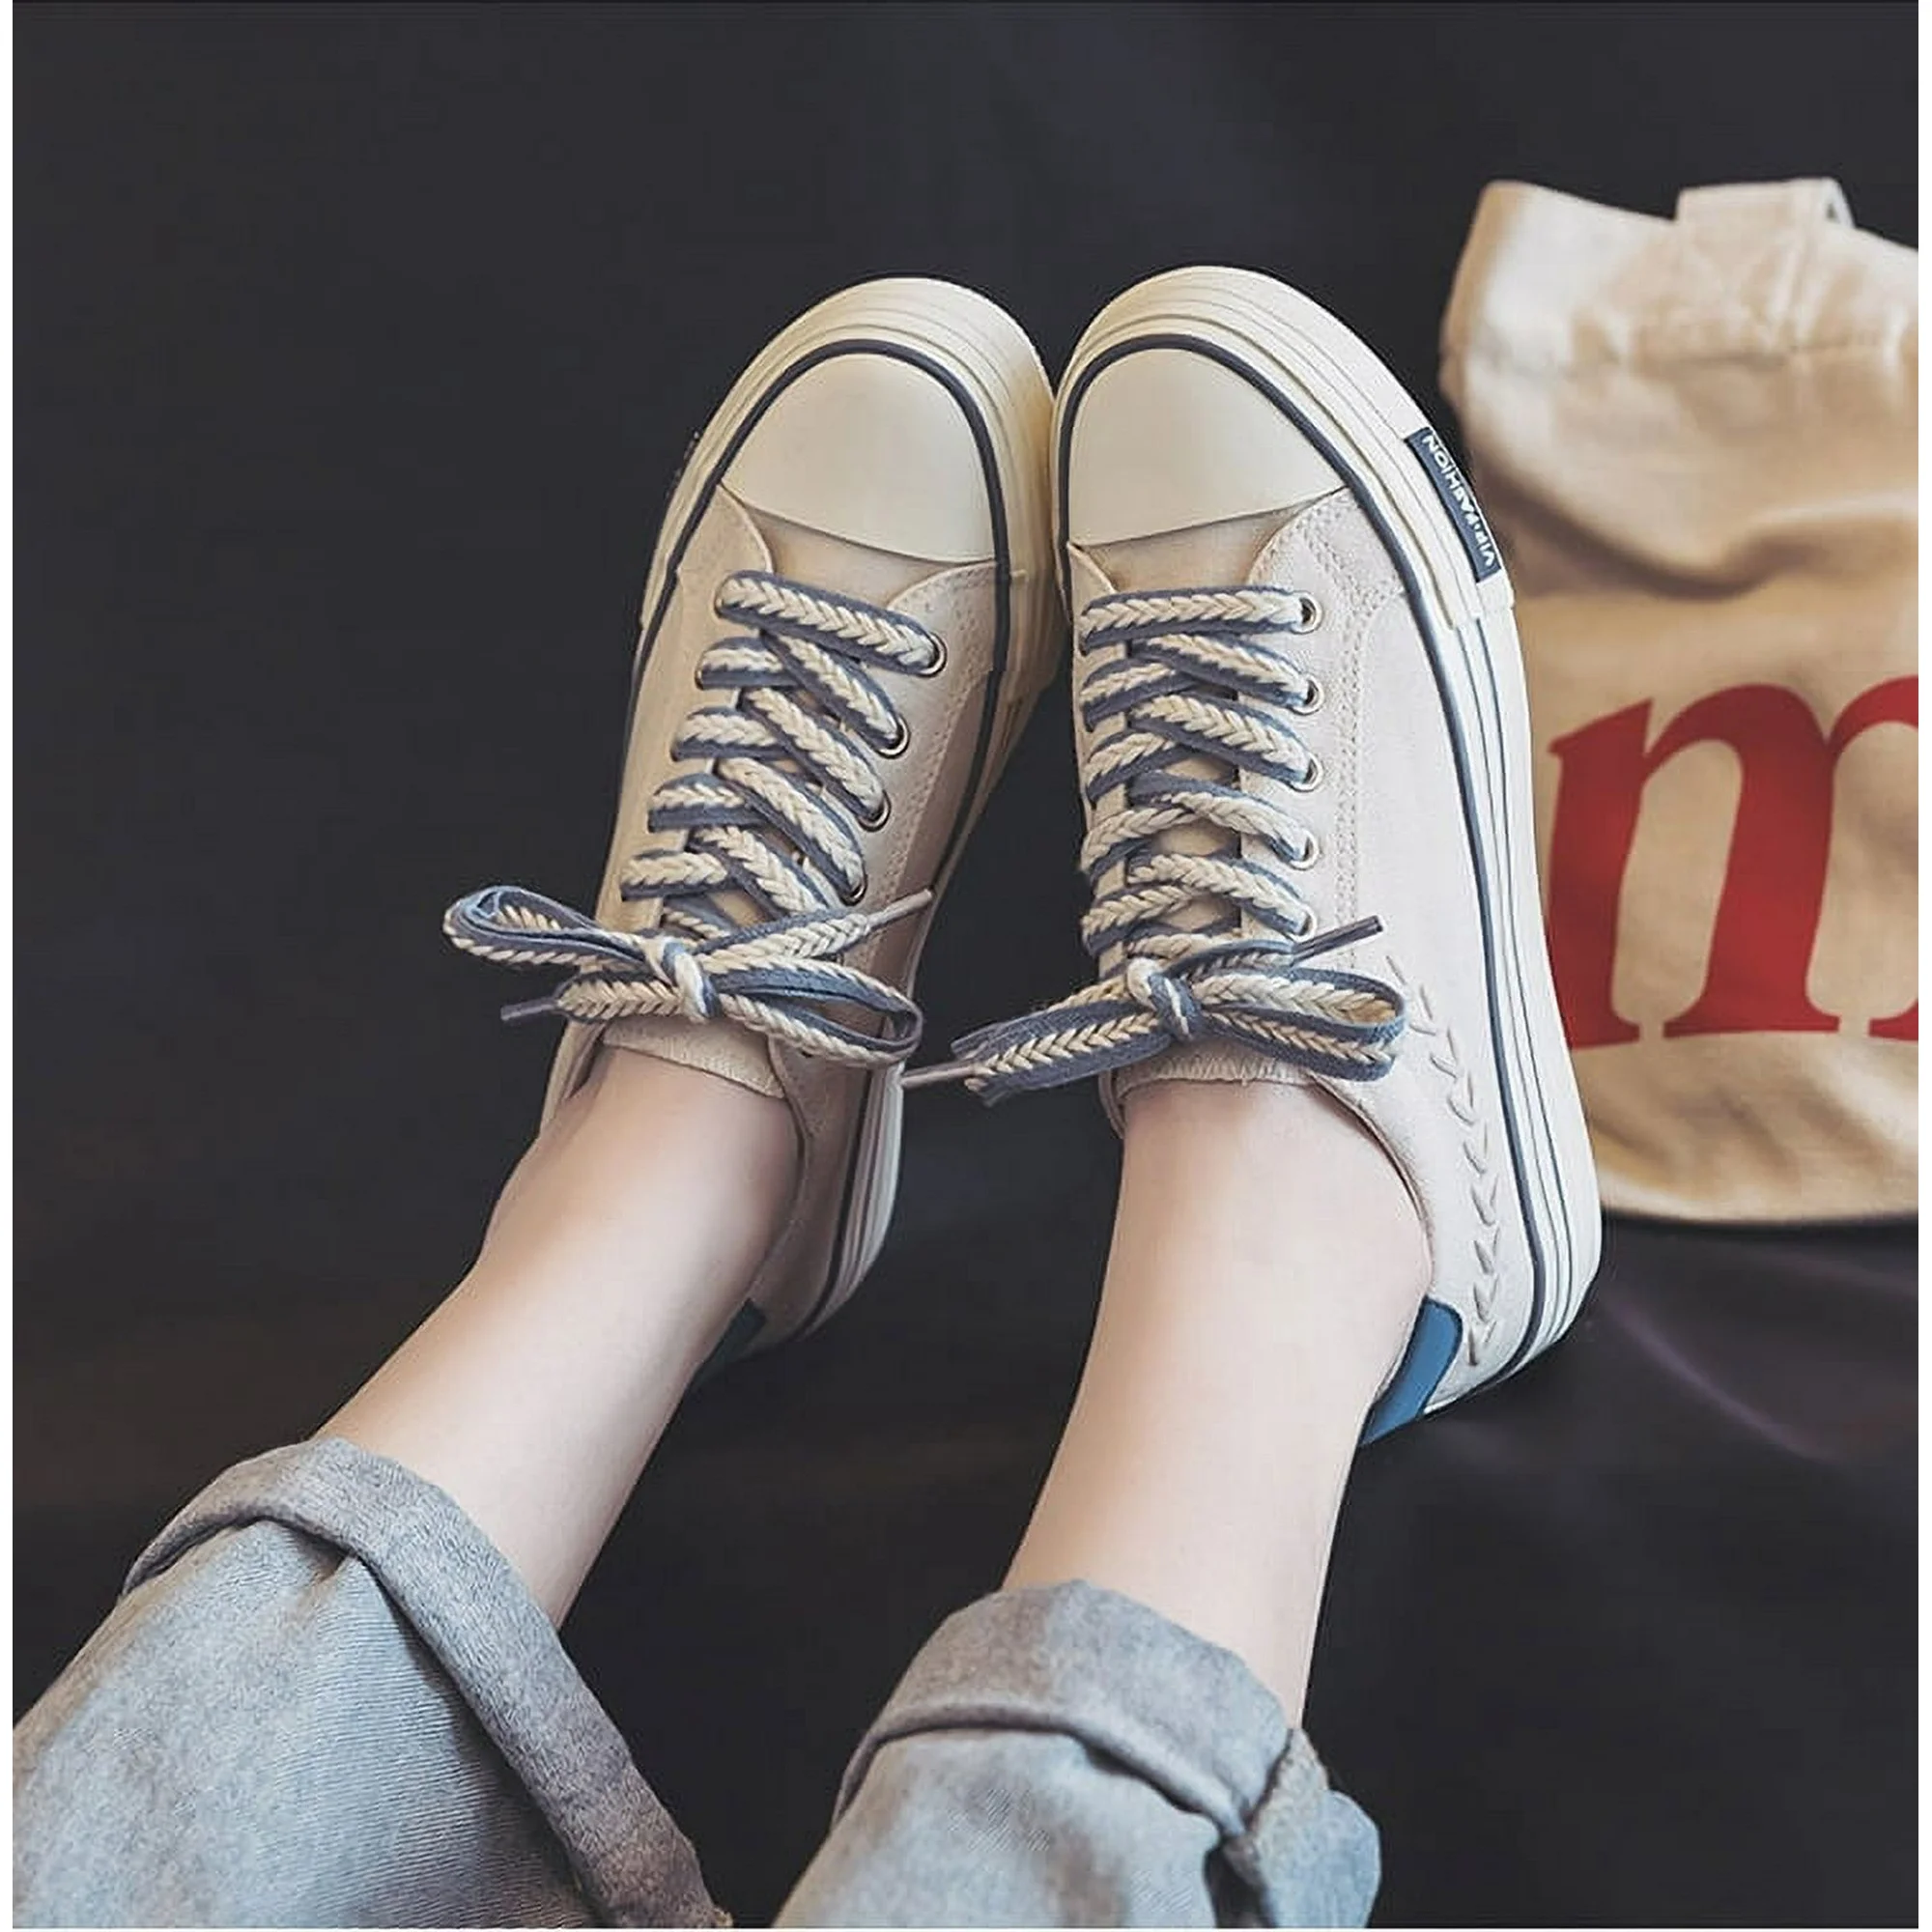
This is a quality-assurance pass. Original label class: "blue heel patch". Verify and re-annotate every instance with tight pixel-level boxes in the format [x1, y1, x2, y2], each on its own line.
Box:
[1360, 1297, 1463, 1444]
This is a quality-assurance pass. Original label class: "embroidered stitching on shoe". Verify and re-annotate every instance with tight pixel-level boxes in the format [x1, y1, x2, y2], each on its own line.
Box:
[1386, 954, 1501, 1360]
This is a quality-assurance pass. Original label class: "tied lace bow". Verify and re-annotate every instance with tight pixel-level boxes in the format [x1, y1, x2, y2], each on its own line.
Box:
[443, 886, 928, 1066]
[444, 571, 947, 1069]
[921, 922, 1404, 1100]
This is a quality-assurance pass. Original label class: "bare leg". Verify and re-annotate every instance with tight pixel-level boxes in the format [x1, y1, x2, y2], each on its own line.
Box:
[1005, 1078, 1428, 1719]
[329, 1049, 795, 1624]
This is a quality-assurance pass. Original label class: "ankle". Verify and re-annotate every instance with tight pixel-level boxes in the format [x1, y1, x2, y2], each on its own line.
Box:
[475, 1046, 799, 1331]
[327, 1050, 798, 1620]
[1002, 1077, 1430, 1710]
[1115, 1075, 1430, 1405]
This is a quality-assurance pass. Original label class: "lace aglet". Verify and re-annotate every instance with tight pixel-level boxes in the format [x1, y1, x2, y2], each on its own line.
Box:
[902, 1058, 976, 1093]
[869, 889, 935, 930]
[1293, 915, 1384, 962]
[500, 995, 562, 1025]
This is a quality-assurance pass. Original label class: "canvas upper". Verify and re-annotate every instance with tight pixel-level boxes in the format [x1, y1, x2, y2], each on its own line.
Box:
[448, 279, 1058, 1349]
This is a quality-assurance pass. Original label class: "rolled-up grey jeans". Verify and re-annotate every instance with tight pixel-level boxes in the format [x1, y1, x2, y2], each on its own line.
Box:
[14, 1437, 1378, 1927]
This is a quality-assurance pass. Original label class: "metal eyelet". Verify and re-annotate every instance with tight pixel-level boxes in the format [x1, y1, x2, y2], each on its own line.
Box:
[1288, 593, 1322, 633]
[919, 637, 948, 678]
[1286, 676, 1323, 716]
[1288, 753, 1323, 793]
[838, 873, 868, 907]
[856, 793, 892, 833]
[1288, 834, 1321, 870]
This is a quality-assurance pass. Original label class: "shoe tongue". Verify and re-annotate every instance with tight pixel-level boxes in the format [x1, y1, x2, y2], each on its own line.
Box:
[1084, 501, 1332, 956]
[600, 1010, 784, 1098]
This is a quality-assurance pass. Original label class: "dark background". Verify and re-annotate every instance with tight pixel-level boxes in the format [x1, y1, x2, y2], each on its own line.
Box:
[16, 4, 1917, 1925]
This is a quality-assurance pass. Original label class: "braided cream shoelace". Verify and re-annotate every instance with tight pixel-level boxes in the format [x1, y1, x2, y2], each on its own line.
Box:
[923, 584, 1406, 1099]
[444, 572, 943, 1066]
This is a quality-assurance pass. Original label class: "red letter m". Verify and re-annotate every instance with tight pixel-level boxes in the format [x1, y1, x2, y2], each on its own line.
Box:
[1546, 679, 1917, 1047]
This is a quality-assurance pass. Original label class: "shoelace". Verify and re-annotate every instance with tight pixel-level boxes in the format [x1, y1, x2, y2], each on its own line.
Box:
[917, 585, 1406, 1098]
[444, 571, 943, 1066]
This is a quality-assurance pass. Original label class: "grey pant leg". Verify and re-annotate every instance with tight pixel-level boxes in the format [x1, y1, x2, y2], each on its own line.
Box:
[14, 1437, 722, 1929]
[779, 1583, 1378, 1928]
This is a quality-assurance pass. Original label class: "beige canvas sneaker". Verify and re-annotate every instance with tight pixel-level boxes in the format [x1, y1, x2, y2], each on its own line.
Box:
[446, 279, 1058, 1360]
[943, 268, 1601, 1437]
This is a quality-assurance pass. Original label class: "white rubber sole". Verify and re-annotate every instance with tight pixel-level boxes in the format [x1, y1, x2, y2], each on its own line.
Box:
[1059, 268, 1601, 1394]
[605, 278, 1059, 1342]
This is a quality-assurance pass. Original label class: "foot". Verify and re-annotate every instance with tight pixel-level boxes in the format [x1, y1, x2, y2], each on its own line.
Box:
[447, 280, 1058, 1354]
[950, 267, 1602, 1435]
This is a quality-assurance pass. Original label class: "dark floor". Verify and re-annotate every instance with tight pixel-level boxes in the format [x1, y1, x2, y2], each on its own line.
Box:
[16, 5, 1918, 1924]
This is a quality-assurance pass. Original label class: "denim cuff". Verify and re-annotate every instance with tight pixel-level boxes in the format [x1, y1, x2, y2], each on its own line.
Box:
[842, 1579, 1379, 1925]
[128, 1435, 723, 1928]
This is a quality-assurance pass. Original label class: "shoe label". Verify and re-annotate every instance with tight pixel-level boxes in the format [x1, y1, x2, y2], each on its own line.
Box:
[1406, 426, 1503, 581]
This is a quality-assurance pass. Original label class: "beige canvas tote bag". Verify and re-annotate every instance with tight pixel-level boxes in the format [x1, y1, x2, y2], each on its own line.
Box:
[1439, 179, 1916, 1221]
